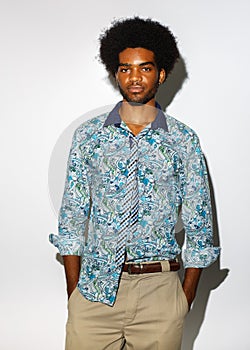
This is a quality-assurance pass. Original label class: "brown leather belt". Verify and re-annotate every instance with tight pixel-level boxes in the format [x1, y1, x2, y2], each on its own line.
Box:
[122, 260, 180, 274]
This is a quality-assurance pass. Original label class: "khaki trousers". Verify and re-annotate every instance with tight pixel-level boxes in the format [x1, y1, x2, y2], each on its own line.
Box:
[66, 270, 188, 350]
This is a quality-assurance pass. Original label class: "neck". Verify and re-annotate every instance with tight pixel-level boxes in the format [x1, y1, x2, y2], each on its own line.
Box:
[119, 100, 158, 125]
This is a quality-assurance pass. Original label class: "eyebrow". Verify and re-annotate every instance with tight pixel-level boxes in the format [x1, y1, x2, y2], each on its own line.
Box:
[118, 61, 156, 67]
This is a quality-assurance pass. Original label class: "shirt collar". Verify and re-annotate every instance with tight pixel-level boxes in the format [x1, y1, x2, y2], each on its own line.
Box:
[103, 101, 168, 132]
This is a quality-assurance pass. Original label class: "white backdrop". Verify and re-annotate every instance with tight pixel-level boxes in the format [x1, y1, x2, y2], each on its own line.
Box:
[1, 1, 249, 349]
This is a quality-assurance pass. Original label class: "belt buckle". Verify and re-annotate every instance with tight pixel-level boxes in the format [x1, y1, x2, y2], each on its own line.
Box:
[127, 263, 143, 274]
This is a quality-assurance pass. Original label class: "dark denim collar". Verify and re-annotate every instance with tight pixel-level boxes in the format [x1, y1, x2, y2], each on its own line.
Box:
[103, 101, 168, 132]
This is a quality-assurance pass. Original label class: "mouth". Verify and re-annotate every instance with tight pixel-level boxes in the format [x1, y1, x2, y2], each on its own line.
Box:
[127, 85, 144, 93]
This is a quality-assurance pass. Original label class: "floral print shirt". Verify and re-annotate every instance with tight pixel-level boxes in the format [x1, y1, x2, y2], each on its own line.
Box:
[49, 102, 220, 306]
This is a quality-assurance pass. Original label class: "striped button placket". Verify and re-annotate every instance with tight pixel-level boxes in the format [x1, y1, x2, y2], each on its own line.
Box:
[115, 135, 139, 267]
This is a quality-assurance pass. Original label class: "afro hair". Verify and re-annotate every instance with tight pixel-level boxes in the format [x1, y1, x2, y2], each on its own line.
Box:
[99, 17, 180, 79]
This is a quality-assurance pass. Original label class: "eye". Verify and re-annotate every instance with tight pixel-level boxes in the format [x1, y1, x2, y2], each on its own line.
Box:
[142, 67, 152, 72]
[119, 67, 129, 73]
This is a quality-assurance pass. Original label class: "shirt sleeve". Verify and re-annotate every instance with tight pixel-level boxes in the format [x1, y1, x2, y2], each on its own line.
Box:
[49, 128, 90, 256]
[181, 133, 220, 268]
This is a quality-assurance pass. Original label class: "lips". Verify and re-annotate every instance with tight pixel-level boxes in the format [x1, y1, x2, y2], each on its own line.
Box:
[127, 85, 144, 93]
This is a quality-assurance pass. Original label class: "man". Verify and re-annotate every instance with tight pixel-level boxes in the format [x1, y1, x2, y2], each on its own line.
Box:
[50, 17, 220, 350]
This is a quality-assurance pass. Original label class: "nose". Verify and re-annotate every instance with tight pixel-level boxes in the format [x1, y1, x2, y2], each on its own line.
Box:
[129, 68, 142, 83]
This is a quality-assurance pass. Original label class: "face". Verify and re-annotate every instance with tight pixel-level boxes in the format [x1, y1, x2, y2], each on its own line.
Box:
[115, 47, 165, 106]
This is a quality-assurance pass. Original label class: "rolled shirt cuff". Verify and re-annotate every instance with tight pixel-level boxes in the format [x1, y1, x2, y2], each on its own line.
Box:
[49, 233, 83, 256]
[183, 247, 221, 268]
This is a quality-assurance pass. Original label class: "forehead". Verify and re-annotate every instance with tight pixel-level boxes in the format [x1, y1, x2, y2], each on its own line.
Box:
[118, 47, 156, 64]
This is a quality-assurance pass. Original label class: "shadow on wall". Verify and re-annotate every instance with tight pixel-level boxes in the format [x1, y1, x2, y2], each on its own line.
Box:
[176, 162, 229, 350]
[156, 56, 188, 110]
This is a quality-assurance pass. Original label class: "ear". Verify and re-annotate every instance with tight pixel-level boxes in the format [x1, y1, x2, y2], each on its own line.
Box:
[158, 69, 166, 85]
[115, 72, 119, 85]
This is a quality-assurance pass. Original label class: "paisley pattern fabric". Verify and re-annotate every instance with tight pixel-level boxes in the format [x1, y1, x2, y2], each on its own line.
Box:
[49, 102, 220, 306]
